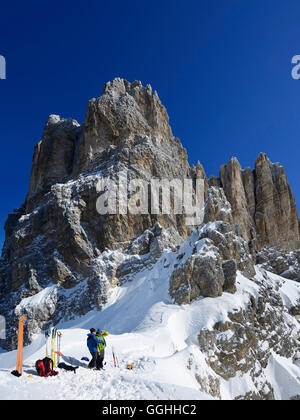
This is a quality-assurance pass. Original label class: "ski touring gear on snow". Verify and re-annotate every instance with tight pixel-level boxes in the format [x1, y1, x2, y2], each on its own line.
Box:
[127, 364, 135, 370]
[112, 347, 119, 368]
[50, 327, 57, 367]
[45, 332, 49, 358]
[81, 357, 89, 362]
[56, 331, 62, 364]
[35, 357, 59, 377]
[11, 370, 21, 377]
[11, 315, 26, 377]
[57, 362, 79, 373]
[45, 328, 62, 365]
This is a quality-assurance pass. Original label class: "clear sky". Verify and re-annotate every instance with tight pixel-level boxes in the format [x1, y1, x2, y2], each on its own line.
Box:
[0, 0, 300, 248]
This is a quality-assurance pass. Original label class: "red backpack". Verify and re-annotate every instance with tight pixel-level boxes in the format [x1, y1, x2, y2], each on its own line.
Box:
[35, 357, 59, 377]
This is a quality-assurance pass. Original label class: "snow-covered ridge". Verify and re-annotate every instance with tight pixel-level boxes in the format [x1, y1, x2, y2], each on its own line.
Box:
[0, 232, 299, 400]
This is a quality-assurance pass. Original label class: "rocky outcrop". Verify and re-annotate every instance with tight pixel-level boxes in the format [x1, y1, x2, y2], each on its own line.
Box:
[222, 259, 237, 294]
[203, 187, 233, 225]
[199, 222, 255, 280]
[218, 154, 300, 251]
[257, 247, 300, 283]
[197, 267, 300, 400]
[201, 187, 255, 279]
[169, 187, 255, 304]
[169, 238, 225, 304]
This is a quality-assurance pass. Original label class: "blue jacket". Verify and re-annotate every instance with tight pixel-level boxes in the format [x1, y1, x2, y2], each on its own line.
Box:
[87, 333, 105, 353]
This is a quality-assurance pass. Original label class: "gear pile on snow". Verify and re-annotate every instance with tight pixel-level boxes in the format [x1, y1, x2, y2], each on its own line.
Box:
[35, 357, 59, 378]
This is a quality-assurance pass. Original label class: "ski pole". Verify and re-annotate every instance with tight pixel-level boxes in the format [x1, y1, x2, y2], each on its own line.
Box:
[56, 331, 62, 364]
[112, 347, 119, 368]
[45, 332, 49, 357]
[50, 327, 57, 367]
[112, 348, 116, 367]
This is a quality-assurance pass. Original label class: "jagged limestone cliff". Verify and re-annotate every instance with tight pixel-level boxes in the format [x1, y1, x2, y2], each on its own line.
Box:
[0, 79, 299, 399]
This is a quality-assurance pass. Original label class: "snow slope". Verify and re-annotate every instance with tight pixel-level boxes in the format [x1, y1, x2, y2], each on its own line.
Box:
[0, 240, 299, 400]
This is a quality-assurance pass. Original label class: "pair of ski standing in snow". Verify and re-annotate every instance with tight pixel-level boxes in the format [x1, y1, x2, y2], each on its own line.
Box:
[87, 328, 109, 370]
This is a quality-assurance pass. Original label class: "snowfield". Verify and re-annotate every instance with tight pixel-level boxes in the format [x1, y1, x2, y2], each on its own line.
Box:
[0, 242, 299, 400]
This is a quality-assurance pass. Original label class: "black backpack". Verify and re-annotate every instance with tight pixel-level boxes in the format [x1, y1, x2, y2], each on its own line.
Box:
[35, 357, 59, 377]
[57, 362, 79, 373]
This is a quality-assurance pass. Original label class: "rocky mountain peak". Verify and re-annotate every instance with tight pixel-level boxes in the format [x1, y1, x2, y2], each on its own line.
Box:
[0, 79, 299, 358]
[73, 78, 173, 175]
[26, 114, 81, 212]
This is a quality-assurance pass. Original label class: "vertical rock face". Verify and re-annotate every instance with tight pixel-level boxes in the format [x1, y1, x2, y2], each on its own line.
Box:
[27, 115, 81, 212]
[218, 154, 299, 251]
[242, 167, 256, 221]
[220, 158, 256, 243]
[254, 153, 299, 248]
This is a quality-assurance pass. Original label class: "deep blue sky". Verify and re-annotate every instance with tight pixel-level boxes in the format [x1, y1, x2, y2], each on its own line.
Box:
[0, 0, 300, 247]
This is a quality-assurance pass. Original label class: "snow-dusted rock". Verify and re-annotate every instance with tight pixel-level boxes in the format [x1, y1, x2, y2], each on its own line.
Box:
[169, 238, 225, 304]
[197, 268, 300, 399]
[222, 259, 237, 294]
[257, 247, 300, 283]
[203, 186, 233, 225]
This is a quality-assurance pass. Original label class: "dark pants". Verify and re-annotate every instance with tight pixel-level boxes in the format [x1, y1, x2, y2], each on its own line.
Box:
[88, 352, 98, 369]
[89, 350, 105, 369]
[96, 349, 105, 369]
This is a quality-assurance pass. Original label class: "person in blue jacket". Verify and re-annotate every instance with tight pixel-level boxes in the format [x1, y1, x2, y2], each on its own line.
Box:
[87, 328, 105, 370]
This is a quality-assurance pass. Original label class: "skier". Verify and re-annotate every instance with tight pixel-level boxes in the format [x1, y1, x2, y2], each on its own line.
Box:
[87, 328, 105, 370]
[96, 329, 109, 370]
